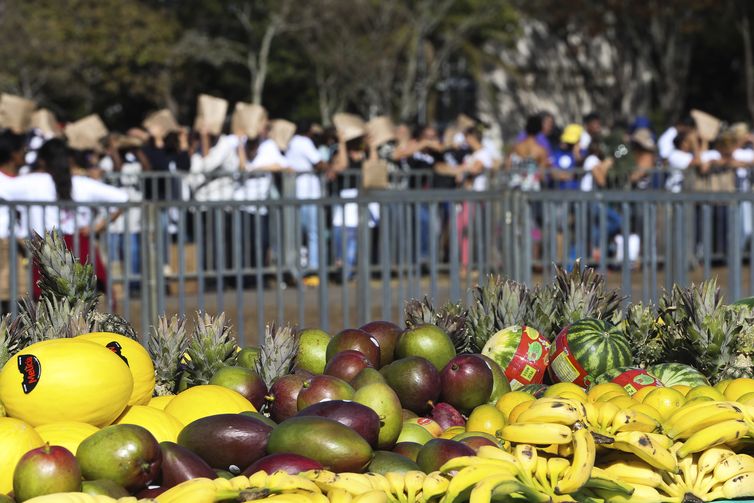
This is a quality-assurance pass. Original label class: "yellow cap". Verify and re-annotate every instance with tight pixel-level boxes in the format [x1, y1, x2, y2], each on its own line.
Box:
[561, 124, 584, 144]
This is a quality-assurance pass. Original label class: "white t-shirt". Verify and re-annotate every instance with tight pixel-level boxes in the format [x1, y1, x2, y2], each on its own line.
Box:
[190, 135, 240, 201]
[658, 127, 678, 160]
[466, 149, 494, 191]
[286, 135, 322, 199]
[0, 173, 128, 236]
[0, 171, 14, 239]
[580, 155, 600, 192]
[701, 149, 721, 163]
[234, 139, 288, 214]
[665, 149, 693, 193]
[579, 131, 592, 151]
[734, 148, 754, 187]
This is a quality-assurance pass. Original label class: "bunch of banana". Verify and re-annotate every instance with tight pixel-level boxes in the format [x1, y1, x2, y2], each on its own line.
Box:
[299, 469, 447, 503]
[156, 471, 326, 503]
[584, 400, 660, 438]
[23, 495, 143, 503]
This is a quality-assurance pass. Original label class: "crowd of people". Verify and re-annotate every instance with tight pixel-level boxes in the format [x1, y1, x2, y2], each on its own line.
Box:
[1, 91, 754, 310]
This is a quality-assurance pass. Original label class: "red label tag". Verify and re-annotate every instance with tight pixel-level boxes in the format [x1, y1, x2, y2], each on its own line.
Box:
[505, 325, 550, 389]
[611, 369, 663, 396]
[548, 328, 592, 387]
[17, 354, 41, 394]
[106, 341, 130, 366]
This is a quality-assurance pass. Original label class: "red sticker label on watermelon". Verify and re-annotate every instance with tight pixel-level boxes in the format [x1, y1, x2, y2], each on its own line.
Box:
[611, 369, 663, 396]
[17, 354, 41, 394]
[548, 329, 591, 387]
[504, 326, 550, 388]
[106, 341, 129, 366]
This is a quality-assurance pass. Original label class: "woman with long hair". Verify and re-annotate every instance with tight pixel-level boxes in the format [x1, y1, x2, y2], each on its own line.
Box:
[0, 138, 128, 300]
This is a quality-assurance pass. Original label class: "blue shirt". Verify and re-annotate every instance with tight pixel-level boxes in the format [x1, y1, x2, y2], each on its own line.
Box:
[553, 150, 580, 190]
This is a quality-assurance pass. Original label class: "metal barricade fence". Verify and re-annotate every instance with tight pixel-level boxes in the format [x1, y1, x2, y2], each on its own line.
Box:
[3, 187, 754, 345]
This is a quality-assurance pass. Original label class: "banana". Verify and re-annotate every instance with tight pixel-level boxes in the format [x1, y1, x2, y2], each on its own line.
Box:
[301, 470, 339, 486]
[403, 470, 425, 503]
[155, 478, 219, 503]
[385, 472, 407, 503]
[602, 459, 666, 488]
[228, 475, 255, 491]
[558, 442, 574, 458]
[261, 493, 318, 503]
[421, 472, 450, 501]
[533, 456, 550, 493]
[547, 457, 572, 492]
[714, 453, 754, 483]
[664, 401, 742, 435]
[514, 443, 538, 475]
[443, 464, 518, 503]
[333, 473, 377, 496]
[555, 425, 595, 495]
[328, 488, 354, 503]
[362, 473, 393, 494]
[611, 410, 659, 434]
[584, 467, 635, 496]
[721, 471, 754, 500]
[438, 455, 520, 474]
[644, 432, 674, 450]
[610, 431, 678, 472]
[677, 419, 749, 457]
[596, 401, 620, 431]
[265, 471, 323, 494]
[353, 490, 389, 503]
[501, 422, 573, 445]
[595, 482, 664, 503]
[472, 473, 550, 503]
[666, 403, 744, 439]
[475, 445, 518, 464]
[515, 398, 584, 426]
[696, 446, 735, 489]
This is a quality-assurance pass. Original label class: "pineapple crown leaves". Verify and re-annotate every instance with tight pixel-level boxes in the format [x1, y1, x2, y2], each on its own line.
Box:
[15, 295, 93, 344]
[184, 312, 238, 387]
[0, 314, 25, 368]
[468, 275, 533, 350]
[619, 302, 669, 367]
[405, 296, 471, 353]
[148, 314, 189, 396]
[89, 312, 138, 341]
[551, 260, 625, 330]
[255, 322, 299, 389]
[29, 232, 99, 313]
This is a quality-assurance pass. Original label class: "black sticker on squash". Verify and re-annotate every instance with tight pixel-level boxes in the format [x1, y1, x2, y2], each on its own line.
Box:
[17, 354, 41, 394]
[106, 341, 129, 366]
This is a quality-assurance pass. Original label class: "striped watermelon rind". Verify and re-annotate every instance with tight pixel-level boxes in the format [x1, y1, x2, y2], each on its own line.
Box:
[519, 383, 549, 398]
[549, 319, 632, 387]
[646, 363, 709, 387]
[480, 325, 550, 390]
[593, 366, 649, 385]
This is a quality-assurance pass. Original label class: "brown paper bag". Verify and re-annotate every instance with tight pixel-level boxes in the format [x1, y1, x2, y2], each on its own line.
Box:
[194, 94, 228, 135]
[65, 114, 109, 151]
[269, 119, 295, 151]
[366, 116, 395, 147]
[333, 113, 366, 142]
[691, 109, 722, 142]
[31, 108, 62, 137]
[142, 109, 180, 137]
[362, 159, 389, 190]
[0, 94, 36, 133]
[232, 102, 267, 139]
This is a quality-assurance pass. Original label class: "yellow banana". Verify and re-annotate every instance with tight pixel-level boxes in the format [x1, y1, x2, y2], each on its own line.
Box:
[555, 425, 595, 495]
[677, 419, 749, 457]
[666, 404, 744, 439]
[501, 422, 573, 445]
[547, 457, 572, 492]
[421, 472, 450, 501]
[228, 475, 254, 491]
[584, 467, 635, 496]
[403, 470, 425, 503]
[611, 431, 678, 472]
[602, 459, 665, 488]
[714, 453, 754, 483]
[595, 482, 664, 503]
[721, 470, 754, 500]
[584, 401, 600, 428]
[475, 445, 518, 464]
[596, 401, 620, 431]
[533, 456, 550, 493]
[439, 455, 520, 474]
[644, 432, 674, 450]
[363, 473, 393, 494]
[611, 410, 659, 434]
[443, 464, 518, 503]
[155, 478, 219, 503]
[260, 493, 317, 503]
[471, 473, 550, 503]
[327, 488, 353, 503]
[515, 398, 584, 426]
[353, 490, 389, 503]
[514, 443, 538, 475]
[696, 446, 735, 489]
[558, 442, 574, 458]
[265, 471, 323, 494]
[328, 473, 374, 496]
[664, 401, 741, 434]
[301, 470, 338, 486]
[385, 472, 407, 503]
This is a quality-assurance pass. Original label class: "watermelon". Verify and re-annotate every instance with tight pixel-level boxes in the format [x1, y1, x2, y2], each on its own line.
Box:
[594, 366, 663, 396]
[519, 383, 549, 398]
[646, 363, 709, 387]
[480, 325, 550, 391]
[548, 319, 632, 388]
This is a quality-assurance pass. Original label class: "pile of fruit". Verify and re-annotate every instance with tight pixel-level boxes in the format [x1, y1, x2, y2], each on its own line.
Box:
[4, 234, 754, 502]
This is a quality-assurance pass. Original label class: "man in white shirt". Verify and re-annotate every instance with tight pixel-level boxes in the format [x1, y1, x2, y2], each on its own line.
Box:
[286, 122, 325, 284]
[658, 115, 696, 160]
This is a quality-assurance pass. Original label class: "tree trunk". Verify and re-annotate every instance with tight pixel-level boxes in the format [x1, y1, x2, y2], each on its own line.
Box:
[740, 11, 754, 124]
[253, 21, 279, 105]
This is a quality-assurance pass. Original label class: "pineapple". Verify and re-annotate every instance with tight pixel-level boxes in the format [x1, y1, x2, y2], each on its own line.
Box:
[618, 302, 669, 367]
[255, 323, 299, 389]
[0, 314, 26, 368]
[466, 276, 532, 352]
[89, 312, 138, 340]
[405, 296, 470, 353]
[183, 312, 237, 387]
[15, 295, 92, 343]
[148, 315, 188, 396]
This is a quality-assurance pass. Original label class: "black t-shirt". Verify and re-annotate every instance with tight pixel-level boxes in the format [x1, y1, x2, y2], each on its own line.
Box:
[141, 145, 190, 201]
